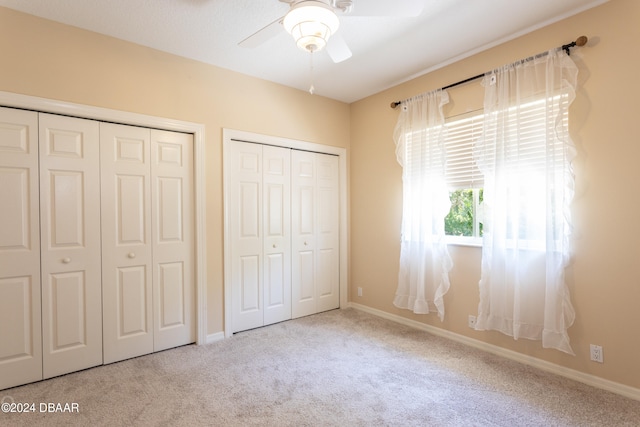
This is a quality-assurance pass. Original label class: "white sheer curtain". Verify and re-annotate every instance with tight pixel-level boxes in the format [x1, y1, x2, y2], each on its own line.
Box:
[393, 90, 452, 321]
[474, 50, 578, 354]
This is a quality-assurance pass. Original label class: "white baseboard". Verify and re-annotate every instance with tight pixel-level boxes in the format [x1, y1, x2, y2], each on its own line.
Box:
[349, 302, 640, 402]
[205, 332, 225, 344]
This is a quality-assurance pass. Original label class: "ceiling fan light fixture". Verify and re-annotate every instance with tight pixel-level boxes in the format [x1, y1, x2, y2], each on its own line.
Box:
[283, 1, 340, 53]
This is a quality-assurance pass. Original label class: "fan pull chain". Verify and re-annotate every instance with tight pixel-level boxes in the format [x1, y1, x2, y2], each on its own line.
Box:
[309, 50, 315, 95]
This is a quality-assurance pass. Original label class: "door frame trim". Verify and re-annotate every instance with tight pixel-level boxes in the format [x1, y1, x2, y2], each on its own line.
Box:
[0, 91, 208, 346]
[223, 128, 348, 338]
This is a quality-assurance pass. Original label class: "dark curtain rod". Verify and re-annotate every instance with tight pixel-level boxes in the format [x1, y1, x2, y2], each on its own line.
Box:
[390, 36, 588, 109]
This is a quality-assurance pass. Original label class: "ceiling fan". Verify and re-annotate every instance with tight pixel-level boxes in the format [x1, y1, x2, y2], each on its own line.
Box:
[239, 0, 425, 63]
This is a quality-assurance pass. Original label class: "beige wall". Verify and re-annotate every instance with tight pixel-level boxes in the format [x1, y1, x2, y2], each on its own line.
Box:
[0, 7, 351, 336]
[350, 0, 640, 390]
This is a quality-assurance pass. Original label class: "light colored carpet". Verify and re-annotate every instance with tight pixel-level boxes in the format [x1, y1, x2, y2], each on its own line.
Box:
[1, 308, 639, 426]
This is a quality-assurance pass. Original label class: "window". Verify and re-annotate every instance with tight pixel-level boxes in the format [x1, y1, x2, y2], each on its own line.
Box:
[442, 112, 483, 241]
[440, 96, 565, 243]
[398, 91, 568, 246]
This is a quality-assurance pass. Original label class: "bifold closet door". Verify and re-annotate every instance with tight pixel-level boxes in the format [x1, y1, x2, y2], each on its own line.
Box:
[101, 123, 153, 364]
[229, 141, 291, 333]
[291, 151, 339, 319]
[0, 107, 42, 390]
[101, 125, 195, 361]
[151, 130, 195, 352]
[262, 145, 292, 326]
[39, 113, 103, 379]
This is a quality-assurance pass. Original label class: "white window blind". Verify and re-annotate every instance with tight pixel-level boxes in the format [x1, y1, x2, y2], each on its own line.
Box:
[444, 113, 483, 190]
[442, 95, 567, 190]
[403, 95, 568, 195]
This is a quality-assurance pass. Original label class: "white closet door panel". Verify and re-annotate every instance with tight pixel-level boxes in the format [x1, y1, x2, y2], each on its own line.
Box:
[262, 145, 291, 326]
[157, 261, 185, 326]
[0, 168, 31, 251]
[239, 255, 260, 309]
[0, 108, 40, 270]
[299, 187, 315, 235]
[316, 155, 340, 312]
[291, 150, 317, 318]
[47, 272, 87, 348]
[39, 113, 102, 379]
[0, 277, 35, 354]
[0, 277, 40, 385]
[265, 254, 285, 304]
[241, 182, 261, 241]
[292, 247, 315, 318]
[292, 151, 340, 317]
[50, 171, 85, 245]
[118, 266, 148, 332]
[298, 251, 315, 296]
[230, 142, 264, 332]
[100, 123, 153, 364]
[157, 177, 183, 241]
[151, 130, 195, 351]
[0, 105, 42, 390]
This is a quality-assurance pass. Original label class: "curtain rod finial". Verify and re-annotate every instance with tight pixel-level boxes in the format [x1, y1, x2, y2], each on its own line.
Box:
[391, 101, 400, 109]
[575, 35, 588, 47]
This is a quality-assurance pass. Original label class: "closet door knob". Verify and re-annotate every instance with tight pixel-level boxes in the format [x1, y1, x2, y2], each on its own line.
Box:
[272, 244, 277, 248]
[62, 257, 71, 264]
[128, 252, 136, 259]
[304, 241, 308, 246]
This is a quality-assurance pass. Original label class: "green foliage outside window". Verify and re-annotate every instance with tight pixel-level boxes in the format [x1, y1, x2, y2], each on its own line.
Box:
[445, 189, 483, 237]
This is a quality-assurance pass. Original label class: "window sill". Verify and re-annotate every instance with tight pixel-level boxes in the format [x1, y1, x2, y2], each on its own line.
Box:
[445, 237, 553, 252]
[445, 236, 483, 248]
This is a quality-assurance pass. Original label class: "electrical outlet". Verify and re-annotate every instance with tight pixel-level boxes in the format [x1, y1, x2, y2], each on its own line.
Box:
[357, 287, 362, 297]
[590, 344, 604, 363]
[468, 315, 477, 328]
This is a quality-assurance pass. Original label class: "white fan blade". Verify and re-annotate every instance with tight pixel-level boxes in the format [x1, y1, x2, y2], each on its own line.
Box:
[239, 16, 284, 48]
[349, 0, 424, 17]
[326, 33, 352, 63]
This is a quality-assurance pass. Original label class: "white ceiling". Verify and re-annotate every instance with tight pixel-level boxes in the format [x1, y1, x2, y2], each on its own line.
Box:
[0, 0, 607, 103]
